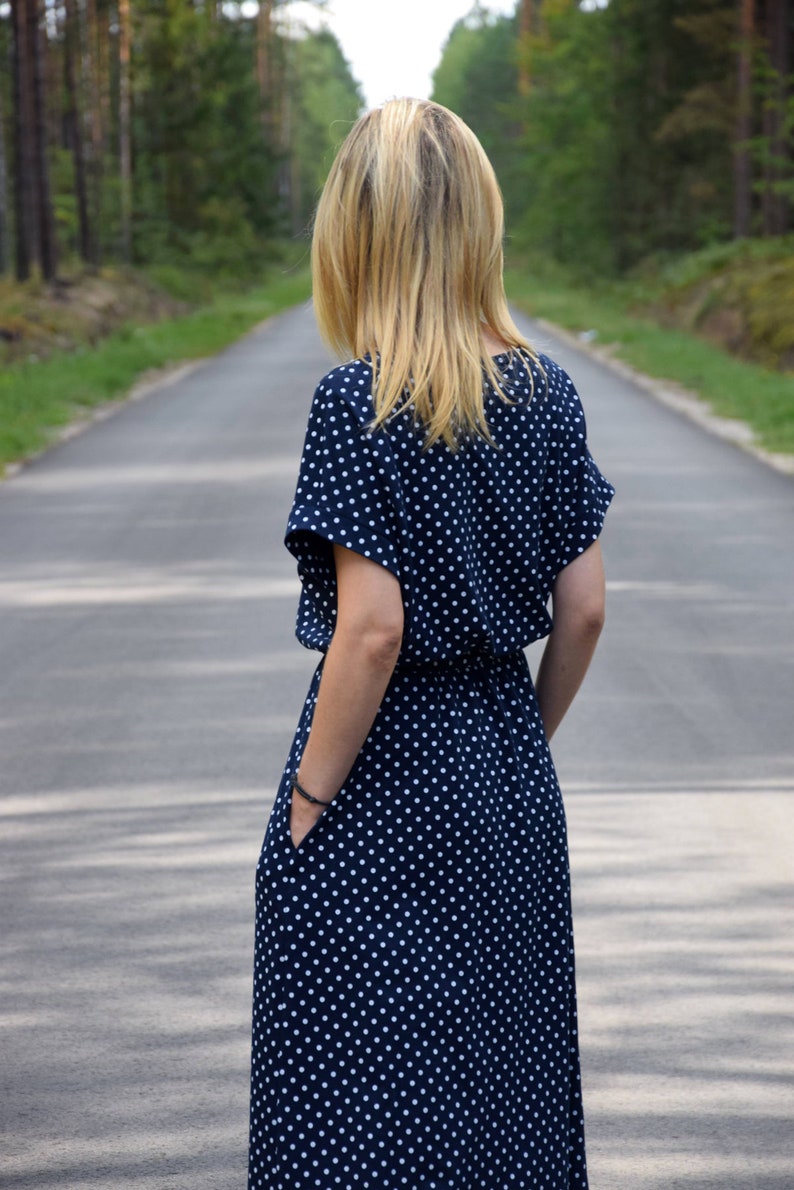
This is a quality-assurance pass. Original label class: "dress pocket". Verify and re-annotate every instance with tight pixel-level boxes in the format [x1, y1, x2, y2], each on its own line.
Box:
[287, 797, 327, 852]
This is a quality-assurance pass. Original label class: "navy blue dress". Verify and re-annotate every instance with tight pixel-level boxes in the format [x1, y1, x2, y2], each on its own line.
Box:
[249, 350, 614, 1189]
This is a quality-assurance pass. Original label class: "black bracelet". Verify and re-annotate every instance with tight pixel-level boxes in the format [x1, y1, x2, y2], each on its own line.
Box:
[291, 773, 334, 806]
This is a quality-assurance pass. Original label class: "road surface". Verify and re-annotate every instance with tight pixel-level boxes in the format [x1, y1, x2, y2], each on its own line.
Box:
[1, 301, 792, 1188]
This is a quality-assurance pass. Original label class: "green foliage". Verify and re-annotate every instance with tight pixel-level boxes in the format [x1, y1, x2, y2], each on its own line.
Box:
[432, 10, 523, 226]
[132, 2, 274, 267]
[0, 2, 359, 280]
[631, 237, 794, 371]
[182, 197, 264, 281]
[433, 4, 616, 274]
[432, 0, 792, 275]
[124, 12, 361, 263]
[505, 259, 794, 455]
[144, 263, 212, 304]
[286, 28, 364, 230]
[50, 148, 80, 250]
[515, 3, 615, 273]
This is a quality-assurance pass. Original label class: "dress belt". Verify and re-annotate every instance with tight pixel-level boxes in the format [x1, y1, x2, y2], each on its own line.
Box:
[394, 645, 526, 674]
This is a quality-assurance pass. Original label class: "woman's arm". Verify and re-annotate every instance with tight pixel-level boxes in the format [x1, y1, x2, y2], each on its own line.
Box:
[290, 543, 404, 848]
[535, 539, 606, 743]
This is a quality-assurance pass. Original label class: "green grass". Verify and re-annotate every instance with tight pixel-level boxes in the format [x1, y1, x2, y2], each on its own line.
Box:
[0, 266, 311, 472]
[505, 261, 794, 457]
[5, 250, 791, 470]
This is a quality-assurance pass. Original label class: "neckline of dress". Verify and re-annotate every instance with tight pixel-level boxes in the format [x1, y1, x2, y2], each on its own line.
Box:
[489, 347, 527, 368]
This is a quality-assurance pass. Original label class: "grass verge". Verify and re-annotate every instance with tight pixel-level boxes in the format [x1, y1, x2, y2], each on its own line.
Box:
[505, 261, 794, 458]
[0, 265, 311, 474]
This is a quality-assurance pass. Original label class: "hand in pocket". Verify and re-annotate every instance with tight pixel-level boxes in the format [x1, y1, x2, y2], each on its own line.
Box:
[289, 789, 326, 849]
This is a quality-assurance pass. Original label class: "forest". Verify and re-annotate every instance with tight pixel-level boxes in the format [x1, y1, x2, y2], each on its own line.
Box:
[1, 0, 791, 282]
[1, 0, 793, 417]
[433, 0, 792, 274]
[0, 0, 362, 283]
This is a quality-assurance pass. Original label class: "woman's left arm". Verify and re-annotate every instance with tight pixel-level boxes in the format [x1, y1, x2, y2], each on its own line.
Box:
[289, 543, 404, 848]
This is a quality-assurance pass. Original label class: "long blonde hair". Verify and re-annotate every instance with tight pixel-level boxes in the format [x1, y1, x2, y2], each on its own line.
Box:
[311, 98, 536, 450]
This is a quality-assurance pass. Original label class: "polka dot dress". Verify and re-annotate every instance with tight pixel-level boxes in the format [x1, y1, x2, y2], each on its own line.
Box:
[249, 351, 614, 1189]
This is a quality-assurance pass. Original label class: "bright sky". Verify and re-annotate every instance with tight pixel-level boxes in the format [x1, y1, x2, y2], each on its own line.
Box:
[278, 0, 517, 109]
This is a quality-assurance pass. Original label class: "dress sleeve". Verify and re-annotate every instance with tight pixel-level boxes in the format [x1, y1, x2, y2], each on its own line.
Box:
[285, 380, 401, 649]
[541, 366, 615, 580]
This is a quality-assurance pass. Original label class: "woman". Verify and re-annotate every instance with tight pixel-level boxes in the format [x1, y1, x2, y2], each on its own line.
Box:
[249, 99, 614, 1189]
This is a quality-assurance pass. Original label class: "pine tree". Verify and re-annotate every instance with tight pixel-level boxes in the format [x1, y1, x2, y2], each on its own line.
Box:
[63, 0, 92, 263]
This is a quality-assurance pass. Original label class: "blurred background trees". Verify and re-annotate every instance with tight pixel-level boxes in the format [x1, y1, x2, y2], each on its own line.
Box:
[0, 0, 790, 286]
[433, 0, 793, 276]
[0, 0, 362, 283]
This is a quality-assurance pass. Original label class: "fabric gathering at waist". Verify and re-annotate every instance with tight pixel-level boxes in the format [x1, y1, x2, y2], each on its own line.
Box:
[393, 643, 527, 675]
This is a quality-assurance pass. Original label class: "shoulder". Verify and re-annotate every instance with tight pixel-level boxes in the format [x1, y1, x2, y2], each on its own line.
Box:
[313, 358, 375, 427]
[533, 352, 577, 401]
[533, 352, 587, 439]
[499, 349, 578, 412]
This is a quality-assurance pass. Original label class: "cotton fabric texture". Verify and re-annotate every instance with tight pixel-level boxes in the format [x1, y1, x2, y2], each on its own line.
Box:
[249, 350, 614, 1189]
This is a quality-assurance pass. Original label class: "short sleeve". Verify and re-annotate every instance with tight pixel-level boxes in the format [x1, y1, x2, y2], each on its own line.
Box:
[541, 366, 614, 579]
[285, 378, 401, 650]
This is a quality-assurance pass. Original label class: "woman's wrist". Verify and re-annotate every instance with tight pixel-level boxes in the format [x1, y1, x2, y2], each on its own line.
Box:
[290, 787, 324, 814]
[292, 772, 335, 806]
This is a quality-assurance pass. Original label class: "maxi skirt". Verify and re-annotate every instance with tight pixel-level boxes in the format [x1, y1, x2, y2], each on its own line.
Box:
[249, 648, 588, 1190]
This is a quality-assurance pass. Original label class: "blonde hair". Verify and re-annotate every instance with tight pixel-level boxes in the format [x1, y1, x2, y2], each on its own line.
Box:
[311, 98, 537, 450]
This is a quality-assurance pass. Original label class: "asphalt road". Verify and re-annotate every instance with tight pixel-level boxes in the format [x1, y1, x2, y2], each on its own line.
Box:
[1, 301, 792, 1189]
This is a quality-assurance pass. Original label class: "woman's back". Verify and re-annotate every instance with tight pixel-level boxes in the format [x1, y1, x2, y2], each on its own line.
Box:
[287, 349, 612, 663]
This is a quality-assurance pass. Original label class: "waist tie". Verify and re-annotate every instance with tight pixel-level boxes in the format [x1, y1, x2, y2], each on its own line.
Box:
[394, 645, 527, 675]
[392, 647, 538, 773]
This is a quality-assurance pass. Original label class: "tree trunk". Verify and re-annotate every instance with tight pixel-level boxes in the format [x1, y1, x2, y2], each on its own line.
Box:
[733, 0, 755, 238]
[83, 0, 103, 263]
[27, 0, 57, 279]
[10, 0, 35, 280]
[64, 0, 92, 262]
[0, 38, 9, 275]
[256, 0, 274, 142]
[118, 0, 132, 262]
[517, 0, 541, 97]
[280, 35, 301, 234]
[94, 0, 112, 257]
[764, 0, 790, 234]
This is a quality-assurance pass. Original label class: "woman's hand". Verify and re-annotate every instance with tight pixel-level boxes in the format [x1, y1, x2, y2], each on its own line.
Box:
[289, 787, 326, 849]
